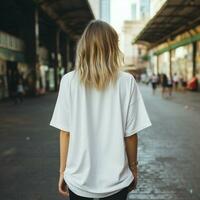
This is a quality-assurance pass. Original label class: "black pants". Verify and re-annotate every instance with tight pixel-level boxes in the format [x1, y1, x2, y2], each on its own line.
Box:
[68, 186, 129, 200]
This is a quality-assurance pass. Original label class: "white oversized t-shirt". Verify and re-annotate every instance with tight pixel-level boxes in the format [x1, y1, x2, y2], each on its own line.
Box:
[50, 70, 152, 198]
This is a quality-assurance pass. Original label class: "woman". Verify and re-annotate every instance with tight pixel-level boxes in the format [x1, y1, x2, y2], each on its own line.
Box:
[50, 20, 151, 200]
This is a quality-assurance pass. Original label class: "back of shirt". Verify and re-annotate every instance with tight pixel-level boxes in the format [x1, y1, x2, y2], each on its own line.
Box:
[50, 69, 152, 198]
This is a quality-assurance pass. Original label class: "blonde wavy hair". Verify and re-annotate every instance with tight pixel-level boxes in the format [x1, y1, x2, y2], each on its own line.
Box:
[75, 20, 123, 90]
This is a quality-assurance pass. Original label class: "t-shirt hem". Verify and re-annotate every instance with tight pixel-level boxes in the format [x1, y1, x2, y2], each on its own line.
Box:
[49, 121, 70, 133]
[125, 121, 152, 137]
[64, 174, 134, 198]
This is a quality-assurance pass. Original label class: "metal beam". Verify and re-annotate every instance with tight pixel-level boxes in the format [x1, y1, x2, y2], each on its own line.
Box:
[54, 6, 88, 19]
[136, 0, 200, 48]
[158, 15, 192, 20]
[166, 4, 200, 8]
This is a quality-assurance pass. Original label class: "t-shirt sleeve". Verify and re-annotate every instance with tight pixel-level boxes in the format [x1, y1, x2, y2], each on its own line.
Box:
[49, 76, 70, 132]
[125, 76, 152, 137]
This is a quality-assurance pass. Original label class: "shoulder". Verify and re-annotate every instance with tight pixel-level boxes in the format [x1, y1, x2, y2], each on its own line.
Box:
[119, 71, 135, 80]
[60, 70, 77, 85]
[118, 71, 137, 87]
[62, 70, 76, 81]
[59, 70, 76, 91]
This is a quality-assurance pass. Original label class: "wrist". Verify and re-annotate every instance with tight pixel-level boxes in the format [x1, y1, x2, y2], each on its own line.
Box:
[59, 170, 65, 174]
[129, 161, 138, 169]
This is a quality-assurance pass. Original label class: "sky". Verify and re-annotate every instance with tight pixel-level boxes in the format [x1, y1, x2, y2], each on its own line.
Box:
[110, 0, 132, 33]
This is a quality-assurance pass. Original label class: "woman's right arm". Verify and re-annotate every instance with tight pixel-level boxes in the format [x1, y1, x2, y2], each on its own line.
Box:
[125, 133, 138, 190]
[58, 130, 70, 197]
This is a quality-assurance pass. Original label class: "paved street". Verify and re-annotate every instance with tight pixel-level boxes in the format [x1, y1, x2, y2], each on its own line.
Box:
[0, 84, 200, 200]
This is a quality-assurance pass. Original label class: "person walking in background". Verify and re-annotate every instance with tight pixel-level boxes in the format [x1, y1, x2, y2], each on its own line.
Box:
[17, 78, 24, 103]
[49, 20, 152, 200]
[173, 73, 179, 91]
[167, 76, 173, 97]
[180, 75, 187, 92]
[9, 69, 19, 104]
[157, 73, 161, 86]
[150, 73, 158, 95]
[161, 73, 168, 97]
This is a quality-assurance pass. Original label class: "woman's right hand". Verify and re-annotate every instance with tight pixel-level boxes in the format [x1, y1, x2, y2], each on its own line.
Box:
[58, 173, 69, 197]
[128, 167, 138, 192]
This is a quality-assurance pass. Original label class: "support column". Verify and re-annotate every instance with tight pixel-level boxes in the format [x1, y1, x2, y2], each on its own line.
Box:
[35, 7, 40, 60]
[62, 33, 67, 73]
[23, 5, 37, 96]
[156, 55, 159, 74]
[66, 38, 71, 72]
[34, 6, 40, 95]
[54, 29, 61, 91]
[193, 41, 197, 77]
[169, 49, 172, 80]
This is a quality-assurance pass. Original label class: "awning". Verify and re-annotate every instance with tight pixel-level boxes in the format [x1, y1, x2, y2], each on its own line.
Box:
[0, 47, 25, 62]
[38, 0, 95, 39]
[134, 0, 200, 47]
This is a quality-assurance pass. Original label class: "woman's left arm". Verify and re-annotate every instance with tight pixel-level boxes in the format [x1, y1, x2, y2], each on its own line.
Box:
[58, 130, 70, 197]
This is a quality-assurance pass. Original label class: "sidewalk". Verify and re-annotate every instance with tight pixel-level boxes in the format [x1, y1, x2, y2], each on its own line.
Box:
[142, 83, 200, 113]
[169, 90, 200, 112]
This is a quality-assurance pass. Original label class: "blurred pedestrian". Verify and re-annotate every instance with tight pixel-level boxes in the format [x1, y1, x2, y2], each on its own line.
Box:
[150, 73, 158, 95]
[173, 73, 179, 91]
[16, 79, 24, 103]
[9, 69, 18, 104]
[180, 76, 187, 92]
[167, 76, 173, 97]
[161, 73, 168, 97]
[157, 73, 161, 85]
[49, 20, 152, 200]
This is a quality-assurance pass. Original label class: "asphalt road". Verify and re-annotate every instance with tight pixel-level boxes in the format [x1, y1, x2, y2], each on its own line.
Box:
[0, 84, 200, 200]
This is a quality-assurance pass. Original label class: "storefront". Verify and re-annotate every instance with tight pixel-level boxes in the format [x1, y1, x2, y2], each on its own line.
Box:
[158, 51, 170, 77]
[0, 59, 8, 99]
[171, 44, 193, 82]
[134, 0, 200, 91]
[0, 31, 26, 99]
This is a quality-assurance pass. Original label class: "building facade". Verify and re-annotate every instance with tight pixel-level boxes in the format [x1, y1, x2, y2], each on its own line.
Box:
[140, 0, 150, 20]
[120, 0, 151, 74]
[152, 29, 200, 85]
[122, 21, 147, 67]
[100, 0, 110, 23]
